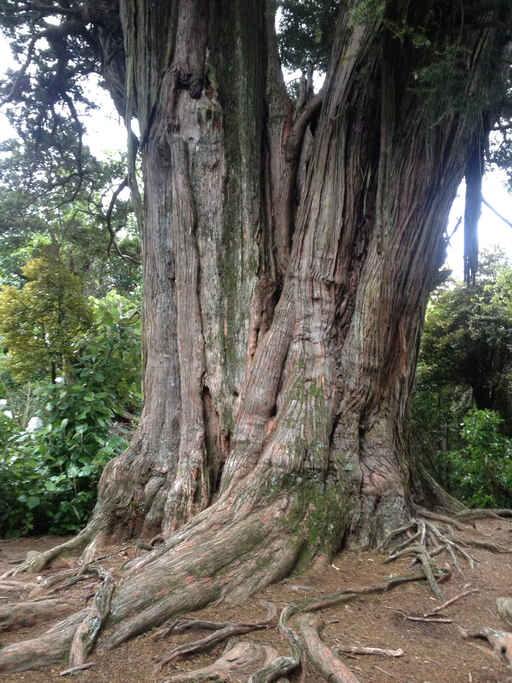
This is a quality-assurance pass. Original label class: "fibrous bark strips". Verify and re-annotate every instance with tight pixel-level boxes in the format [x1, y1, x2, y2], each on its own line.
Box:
[1, 0, 512, 675]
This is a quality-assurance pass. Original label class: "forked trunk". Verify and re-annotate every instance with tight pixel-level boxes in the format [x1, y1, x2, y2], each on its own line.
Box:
[86, 0, 502, 551]
[1, 0, 510, 673]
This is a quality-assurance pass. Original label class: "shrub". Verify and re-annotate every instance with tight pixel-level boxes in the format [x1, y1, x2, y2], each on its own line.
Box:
[445, 409, 512, 508]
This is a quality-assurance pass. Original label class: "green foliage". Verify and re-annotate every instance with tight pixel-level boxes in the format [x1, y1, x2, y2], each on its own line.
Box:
[0, 384, 129, 536]
[0, 289, 140, 537]
[411, 250, 512, 507]
[278, 0, 339, 73]
[0, 139, 141, 296]
[77, 290, 142, 413]
[445, 409, 512, 508]
[0, 252, 92, 382]
[420, 251, 512, 420]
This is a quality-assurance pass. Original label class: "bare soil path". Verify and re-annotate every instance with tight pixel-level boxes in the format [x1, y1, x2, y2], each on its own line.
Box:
[1, 519, 511, 682]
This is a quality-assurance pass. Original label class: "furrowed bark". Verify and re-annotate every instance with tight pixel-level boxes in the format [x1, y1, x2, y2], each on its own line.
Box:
[2, 0, 512, 674]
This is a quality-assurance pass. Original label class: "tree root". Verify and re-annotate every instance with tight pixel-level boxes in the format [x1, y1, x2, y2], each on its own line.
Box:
[0, 527, 93, 579]
[0, 579, 38, 599]
[379, 511, 512, 597]
[59, 662, 95, 676]
[296, 612, 360, 682]
[455, 509, 512, 521]
[459, 626, 512, 669]
[68, 566, 114, 667]
[160, 640, 281, 682]
[0, 598, 79, 632]
[155, 618, 274, 673]
[497, 598, 512, 627]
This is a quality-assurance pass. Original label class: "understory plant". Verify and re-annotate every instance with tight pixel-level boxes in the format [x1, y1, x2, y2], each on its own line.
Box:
[445, 409, 512, 508]
[0, 291, 141, 537]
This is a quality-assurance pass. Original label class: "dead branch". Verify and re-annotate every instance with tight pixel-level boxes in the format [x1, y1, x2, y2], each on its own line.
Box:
[424, 588, 479, 617]
[406, 615, 452, 623]
[335, 645, 403, 658]
[59, 662, 95, 676]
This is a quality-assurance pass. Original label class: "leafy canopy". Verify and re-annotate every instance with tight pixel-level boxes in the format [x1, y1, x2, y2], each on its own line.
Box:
[0, 250, 92, 381]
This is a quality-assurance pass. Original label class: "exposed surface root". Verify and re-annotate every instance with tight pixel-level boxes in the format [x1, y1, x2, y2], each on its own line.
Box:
[155, 617, 274, 673]
[0, 610, 86, 672]
[0, 597, 79, 632]
[161, 640, 281, 682]
[497, 597, 512, 627]
[380, 511, 512, 596]
[459, 626, 512, 669]
[0, 527, 93, 578]
[296, 612, 360, 682]
[3, 499, 507, 678]
[68, 566, 114, 667]
[455, 508, 512, 521]
[0, 497, 302, 673]
[59, 662, 95, 676]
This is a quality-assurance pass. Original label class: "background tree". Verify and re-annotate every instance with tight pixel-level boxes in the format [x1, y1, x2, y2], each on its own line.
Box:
[0, 0, 512, 674]
[0, 250, 92, 382]
[410, 249, 512, 507]
[420, 250, 512, 420]
[0, 288, 141, 538]
[0, 139, 141, 295]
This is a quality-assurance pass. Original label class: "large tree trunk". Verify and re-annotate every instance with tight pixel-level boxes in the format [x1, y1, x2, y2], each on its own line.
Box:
[2, 0, 510, 672]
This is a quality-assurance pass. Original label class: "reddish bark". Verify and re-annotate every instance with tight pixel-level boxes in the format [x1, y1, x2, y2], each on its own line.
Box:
[1, 0, 511, 674]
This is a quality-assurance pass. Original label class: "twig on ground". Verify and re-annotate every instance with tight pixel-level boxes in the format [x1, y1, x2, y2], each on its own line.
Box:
[335, 645, 403, 657]
[59, 662, 95, 676]
[424, 588, 479, 617]
[374, 664, 394, 678]
[406, 615, 452, 623]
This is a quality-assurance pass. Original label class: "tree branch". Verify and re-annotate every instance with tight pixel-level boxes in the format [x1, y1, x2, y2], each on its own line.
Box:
[482, 197, 512, 230]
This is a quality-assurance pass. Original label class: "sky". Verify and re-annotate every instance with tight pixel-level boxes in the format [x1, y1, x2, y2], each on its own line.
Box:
[1, 40, 512, 281]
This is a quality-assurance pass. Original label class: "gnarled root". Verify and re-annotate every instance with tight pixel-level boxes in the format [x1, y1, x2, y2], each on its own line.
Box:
[155, 616, 275, 673]
[497, 597, 512, 627]
[379, 509, 512, 597]
[161, 640, 281, 682]
[0, 525, 94, 579]
[68, 566, 114, 667]
[0, 598, 79, 632]
[0, 496, 301, 673]
[296, 612, 359, 682]
[460, 626, 512, 669]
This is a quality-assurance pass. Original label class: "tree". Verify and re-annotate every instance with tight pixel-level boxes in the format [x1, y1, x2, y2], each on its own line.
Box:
[0, 251, 92, 382]
[0, 0, 511, 674]
[0, 139, 141, 296]
[420, 251, 512, 420]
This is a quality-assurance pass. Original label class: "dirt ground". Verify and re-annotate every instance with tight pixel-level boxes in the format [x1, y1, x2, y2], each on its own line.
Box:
[1, 518, 511, 682]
